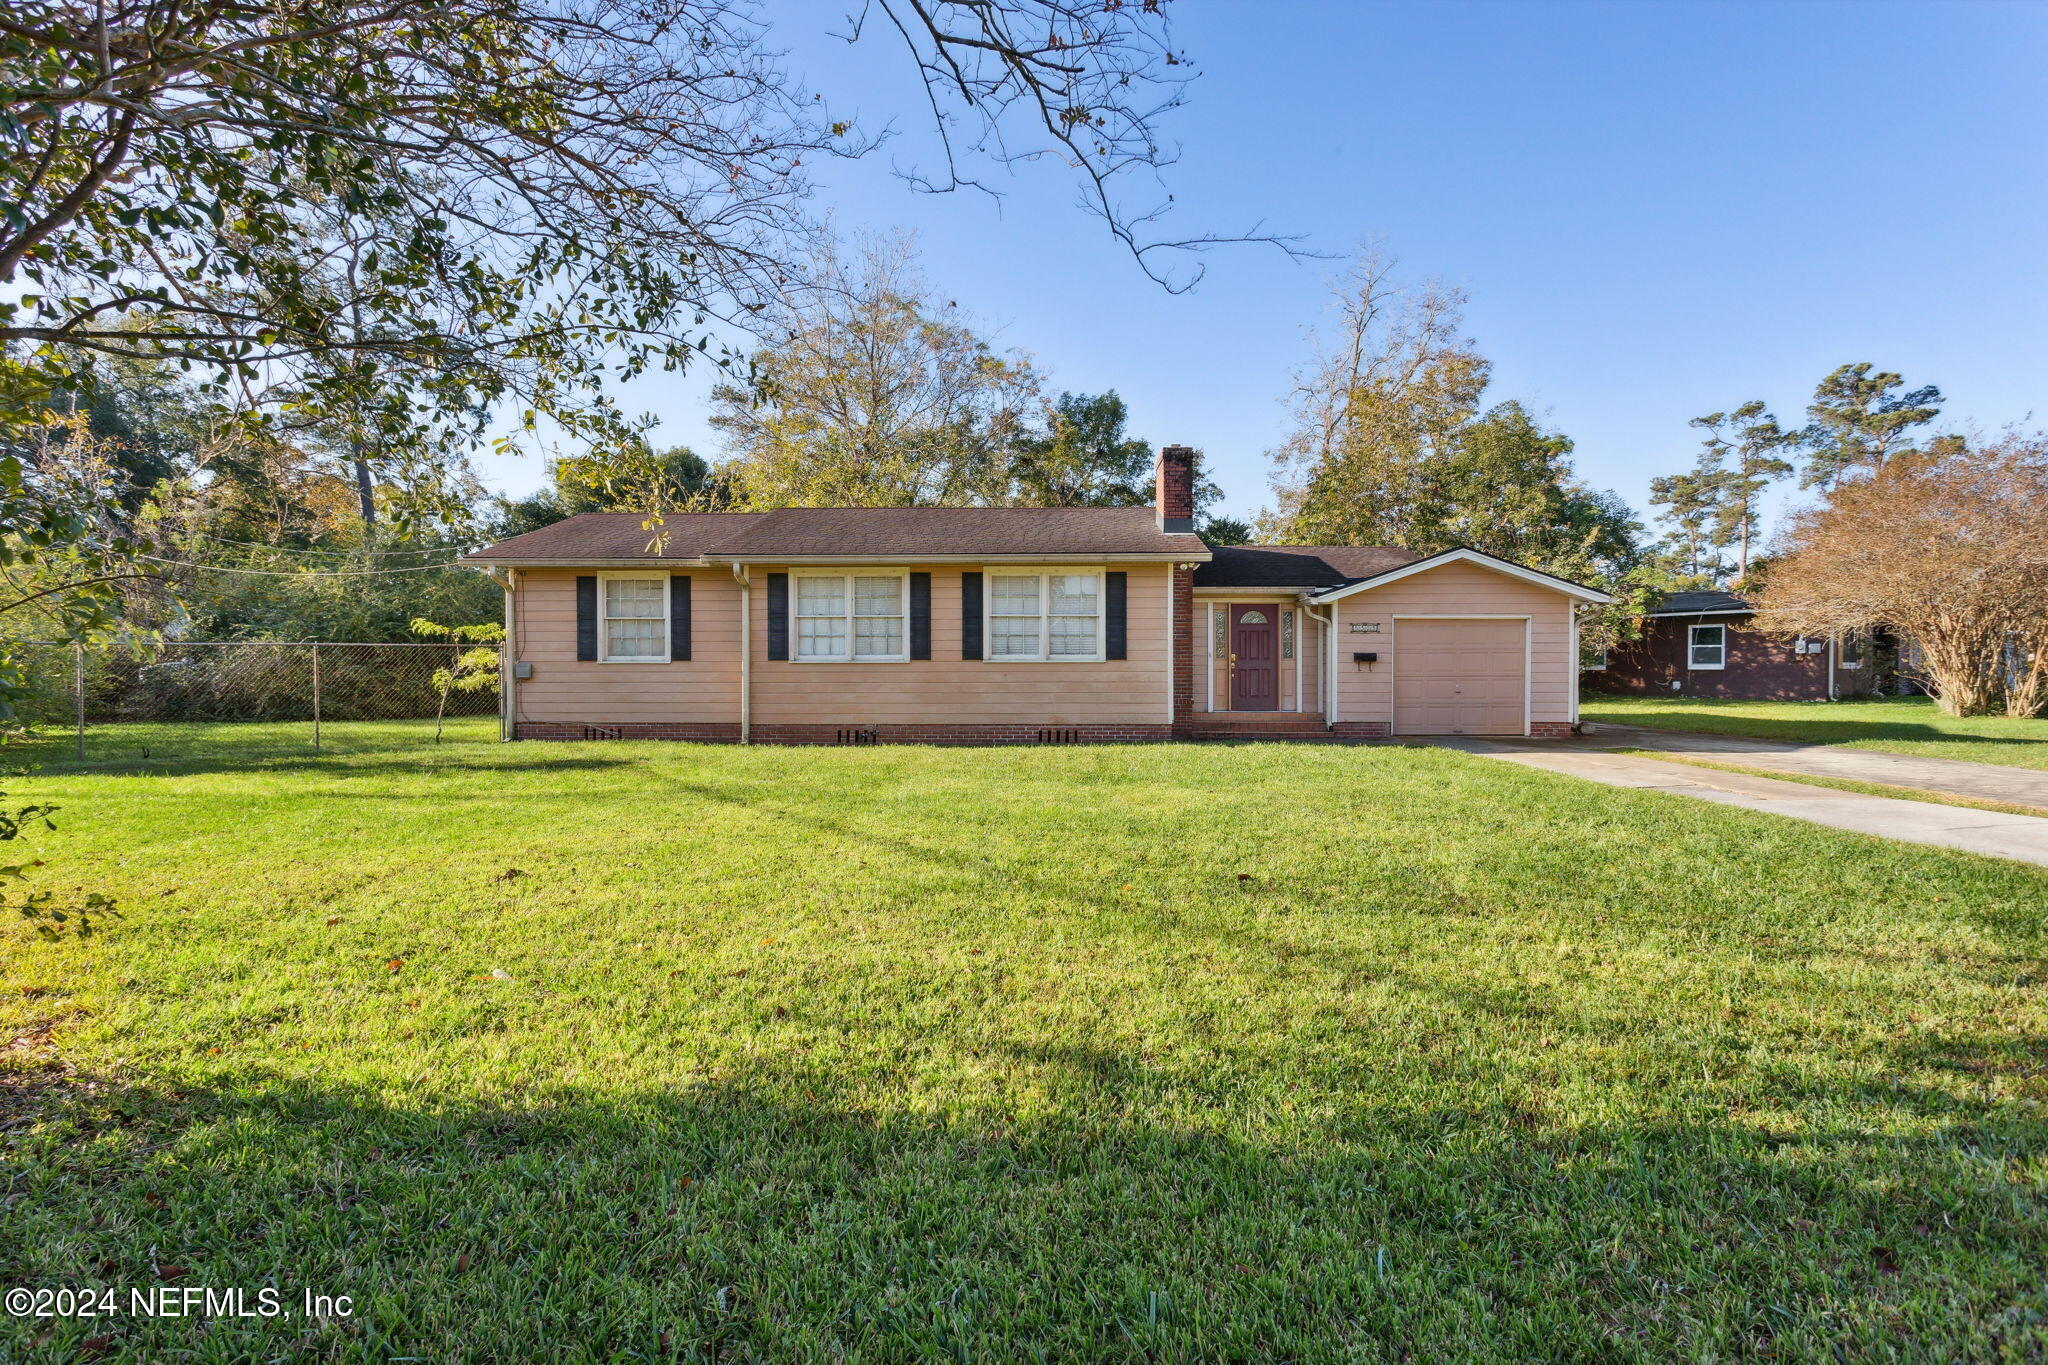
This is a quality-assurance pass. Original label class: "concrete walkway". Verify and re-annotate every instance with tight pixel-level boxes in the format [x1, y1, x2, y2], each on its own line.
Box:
[1580, 722, 2048, 810]
[1428, 737, 2048, 869]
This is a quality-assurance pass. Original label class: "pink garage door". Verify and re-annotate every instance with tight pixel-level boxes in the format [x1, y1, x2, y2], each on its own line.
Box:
[1393, 618, 1526, 735]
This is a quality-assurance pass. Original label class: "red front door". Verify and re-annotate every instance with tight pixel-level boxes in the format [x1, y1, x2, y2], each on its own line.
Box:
[1229, 605, 1279, 710]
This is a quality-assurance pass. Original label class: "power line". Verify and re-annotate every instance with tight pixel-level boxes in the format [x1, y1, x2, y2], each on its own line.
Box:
[138, 554, 475, 578]
[181, 531, 464, 558]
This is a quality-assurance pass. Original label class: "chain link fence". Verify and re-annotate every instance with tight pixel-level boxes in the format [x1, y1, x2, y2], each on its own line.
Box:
[15, 641, 503, 767]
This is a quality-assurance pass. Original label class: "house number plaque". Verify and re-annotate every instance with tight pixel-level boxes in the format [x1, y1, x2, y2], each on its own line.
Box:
[1349, 622, 1382, 633]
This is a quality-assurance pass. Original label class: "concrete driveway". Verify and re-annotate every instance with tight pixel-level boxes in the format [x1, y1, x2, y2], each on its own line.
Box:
[1580, 721, 2048, 810]
[1426, 730, 2048, 869]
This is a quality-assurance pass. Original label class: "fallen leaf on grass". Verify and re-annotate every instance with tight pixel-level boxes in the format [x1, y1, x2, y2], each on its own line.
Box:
[496, 868, 526, 883]
[1236, 873, 1252, 882]
[156, 1265, 187, 1280]
[772, 1005, 788, 1019]
[386, 958, 404, 973]
[79, 1336, 114, 1356]
[1873, 1247, 1900, 1276]
[326, 917, 342, 926]
[455, 1254, 471, 1273]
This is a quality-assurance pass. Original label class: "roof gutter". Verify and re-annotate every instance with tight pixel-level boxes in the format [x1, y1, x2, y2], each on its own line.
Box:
[459, 556, 712, 569]
[703, 551, 1212, 565]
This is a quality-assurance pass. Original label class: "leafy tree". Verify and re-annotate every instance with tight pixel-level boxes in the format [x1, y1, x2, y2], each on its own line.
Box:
[1265, 258, 1634, 580]
[709, 237, 1038, 507]
[1265, 253, 1491, 551]
[1647, 462, 1727, 583]
[410, 618, 505, 742]
[497, 442, 720, 538]
[3, 0, 1255, 462]
[1200, 516, 1253, 547]
[1008, 392, 1153, 507]
[1799, 363, 1944, 488]
[1755, 434, 2048, 717]
[1692, 401, 1796, 582]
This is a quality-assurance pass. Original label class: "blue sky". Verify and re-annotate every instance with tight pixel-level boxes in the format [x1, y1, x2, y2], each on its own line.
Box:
[476, 0, 2048, 535]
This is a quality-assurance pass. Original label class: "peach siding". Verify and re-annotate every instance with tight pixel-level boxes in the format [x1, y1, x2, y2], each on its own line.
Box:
[748, 565, 1172, 726]
[511, 569, 742, 726]
[1330, 560, 1576, 730]
[509, 563, 1174, 729]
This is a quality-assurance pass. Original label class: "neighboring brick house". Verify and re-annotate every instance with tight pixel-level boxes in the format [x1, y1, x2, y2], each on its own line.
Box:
[462, 447, 1613, 743]
[1584, 589, 1877, 701]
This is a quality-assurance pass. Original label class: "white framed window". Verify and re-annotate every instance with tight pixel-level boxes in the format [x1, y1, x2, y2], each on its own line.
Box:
[1687, 623, 1726, 670]
[793, 571, 908, 662]
[600, 574, 668, 663]
[1584, 646, 1610, 671]
[985, 568, 1104, 662]
[1840, 630, 1867, 669]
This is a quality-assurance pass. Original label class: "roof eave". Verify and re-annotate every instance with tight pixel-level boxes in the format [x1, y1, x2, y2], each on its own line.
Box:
[458, 555, 712, 569]
[703, 550, 1212, 565]
[1304, 547, 1616, 605]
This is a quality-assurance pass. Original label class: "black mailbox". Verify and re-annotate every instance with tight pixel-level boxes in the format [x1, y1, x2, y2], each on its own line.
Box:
[1352, 651, 1379, 663]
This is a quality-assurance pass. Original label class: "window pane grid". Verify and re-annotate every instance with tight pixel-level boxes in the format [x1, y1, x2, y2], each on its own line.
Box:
[602, 576, 666, 660]
[795, 574, 906, 661]
[987, 572, 1099, 661]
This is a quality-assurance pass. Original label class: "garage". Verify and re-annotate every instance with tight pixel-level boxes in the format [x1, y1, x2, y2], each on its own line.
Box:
[1392, 617, 1527, 735]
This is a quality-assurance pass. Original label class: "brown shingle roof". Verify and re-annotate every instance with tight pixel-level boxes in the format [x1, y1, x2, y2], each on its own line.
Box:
[464, 505, 1208, 563]
[464, 512, 765, 562]
[1195, 545, 1420, 590]
[710, 506, 1206, 559]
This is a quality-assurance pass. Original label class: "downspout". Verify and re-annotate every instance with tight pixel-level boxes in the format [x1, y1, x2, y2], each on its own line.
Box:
[1568, 605, 1581, 725]
[1827, 633, 1838, 701]
[733, 563, 752, 743]
[1304, 598, 1337, 729]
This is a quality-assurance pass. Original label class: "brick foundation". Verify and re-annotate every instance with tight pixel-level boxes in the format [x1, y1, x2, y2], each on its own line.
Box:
[515, 722, 742, 742]
[514, 721, 1171, 745]
[1528, 721, 1575, 739]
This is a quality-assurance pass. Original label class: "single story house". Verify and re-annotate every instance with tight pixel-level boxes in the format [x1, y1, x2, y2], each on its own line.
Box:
[1584, 589, 1876, 700]
[462, 447, 1613, 743]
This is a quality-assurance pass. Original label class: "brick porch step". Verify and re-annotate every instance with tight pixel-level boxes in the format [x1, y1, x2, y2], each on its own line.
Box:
[1186, 712, 1334, 739]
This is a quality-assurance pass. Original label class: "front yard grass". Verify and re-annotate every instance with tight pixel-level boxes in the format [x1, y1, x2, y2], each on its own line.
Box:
[1582, 694, 2048, 770]
[3, 734, 2046, 1362]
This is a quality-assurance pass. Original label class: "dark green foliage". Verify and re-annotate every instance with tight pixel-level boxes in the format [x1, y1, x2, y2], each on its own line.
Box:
[1800, 363, 1945, 489]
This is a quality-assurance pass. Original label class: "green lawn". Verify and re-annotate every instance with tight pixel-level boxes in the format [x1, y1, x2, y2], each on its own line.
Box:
[9, 715, 498, 772]
[3, 734, 2046, 1362]
[1582, 694, 2048, 770]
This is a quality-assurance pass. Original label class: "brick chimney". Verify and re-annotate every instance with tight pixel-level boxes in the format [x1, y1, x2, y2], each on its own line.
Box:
[1155, 445, 1195, 533]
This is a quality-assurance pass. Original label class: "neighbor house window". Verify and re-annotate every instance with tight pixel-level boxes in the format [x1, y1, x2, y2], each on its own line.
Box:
[1840, 630, 1867, 668]
[1687, 623, 1726, 670]
[986, 570, 1103, 661]
[794, 573, 908, 662]
[1584, 647, 1609, 671]
[600, 575, 668, 662]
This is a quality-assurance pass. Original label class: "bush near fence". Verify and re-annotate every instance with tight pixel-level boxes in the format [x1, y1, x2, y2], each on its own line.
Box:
[18, 642, 502, 727]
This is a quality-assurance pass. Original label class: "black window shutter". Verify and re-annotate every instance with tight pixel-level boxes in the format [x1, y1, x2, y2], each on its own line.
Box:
[766, 573, 789, 661]
[909, 572, 931, 660]
[961, 572, 983, 660]
[575, 575, 598, 661]
[670, 574, 691, 661]
[1105, 571, 1128, 660]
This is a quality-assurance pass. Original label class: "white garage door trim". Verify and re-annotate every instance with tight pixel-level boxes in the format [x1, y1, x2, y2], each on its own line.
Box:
[1392, 614, 1531, 737]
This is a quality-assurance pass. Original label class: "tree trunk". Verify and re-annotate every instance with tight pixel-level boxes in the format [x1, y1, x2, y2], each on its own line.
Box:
[353, 456, 376, 525]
